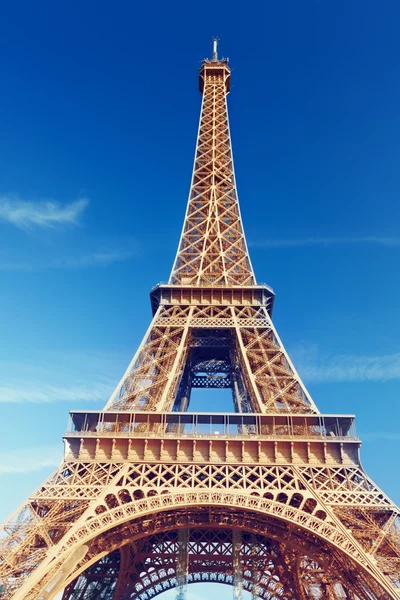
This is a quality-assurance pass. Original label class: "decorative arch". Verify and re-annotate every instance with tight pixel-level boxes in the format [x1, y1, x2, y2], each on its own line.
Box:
[15, 490, 394, 600]
[60, 507, 391, 600]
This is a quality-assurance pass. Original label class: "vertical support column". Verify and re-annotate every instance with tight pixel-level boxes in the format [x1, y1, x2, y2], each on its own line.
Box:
[104, 306, 163, 410]
[232, 372, 243, 413]
[230, 344, 248, 414]
[233, 529, 243, 600]
[176, 528, 189, 600]
[174, 360, 192, 413]
[231, 308, 265, 413]
[158, 307, 194, 412]
[249, 534, 263, 600]
[111, 545, 135, 600]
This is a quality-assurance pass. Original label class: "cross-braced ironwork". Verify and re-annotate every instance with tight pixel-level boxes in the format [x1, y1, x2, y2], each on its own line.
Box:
[0, 40, 399, 600]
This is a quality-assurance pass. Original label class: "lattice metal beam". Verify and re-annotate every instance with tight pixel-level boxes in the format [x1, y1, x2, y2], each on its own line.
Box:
[176, 528, 189, 600]
[232, 529, 243, 600]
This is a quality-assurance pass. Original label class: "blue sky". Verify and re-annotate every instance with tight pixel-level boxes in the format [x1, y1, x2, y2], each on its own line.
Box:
[1, 1, 400, 597]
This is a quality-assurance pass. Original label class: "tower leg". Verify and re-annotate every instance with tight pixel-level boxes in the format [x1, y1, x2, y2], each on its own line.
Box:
[233, 529, 243, 600]
[176, 528, 189, 600]
[249, 534, 263, 600]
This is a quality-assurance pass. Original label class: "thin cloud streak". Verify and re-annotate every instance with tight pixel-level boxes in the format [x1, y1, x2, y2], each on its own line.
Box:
[250, 236, 400, 249]
[0, 446, 61, 474]
[0, 351, 128, 405]
[55, 249, 136, 268]
[0, 382, 113, 404]
[300, 353, 400, 383]
[0, 196, 88, 229]
[0, 248, 136, 270]
[291, 343, 400, 383]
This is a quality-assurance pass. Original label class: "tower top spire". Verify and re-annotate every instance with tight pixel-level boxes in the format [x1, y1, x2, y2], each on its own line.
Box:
[212, 37, 219, 61]
[199, 39, 230, 93]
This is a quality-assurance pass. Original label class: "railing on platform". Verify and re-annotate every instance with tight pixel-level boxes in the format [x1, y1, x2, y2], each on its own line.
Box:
[65, 411, 358, 441]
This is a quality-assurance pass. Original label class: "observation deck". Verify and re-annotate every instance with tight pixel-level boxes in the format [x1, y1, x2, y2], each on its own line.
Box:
[64, 411, 360, 468]
[198, 38, 231, 93]
[199, 59, 231, 93]
[150, 283, 275, 316]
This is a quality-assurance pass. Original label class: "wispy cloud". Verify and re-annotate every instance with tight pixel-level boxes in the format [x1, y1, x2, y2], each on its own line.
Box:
[0, 196, 88, 229]
[291, 343, 400, 383]
[0, 351, 127, 405]
[0, 446, 61, 474]
[53, 249, 136, 268]
[303, 353, 400, 383]
[0, 248, 136, 270]
[0, 382, 113, 404]
[250, 236, 400, 249]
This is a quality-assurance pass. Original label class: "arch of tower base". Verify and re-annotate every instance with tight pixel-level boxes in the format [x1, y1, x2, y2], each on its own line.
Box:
[16, 495, 396, 600]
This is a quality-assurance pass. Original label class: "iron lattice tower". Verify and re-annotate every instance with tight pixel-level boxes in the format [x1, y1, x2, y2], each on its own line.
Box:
[0, 41, 399, 600]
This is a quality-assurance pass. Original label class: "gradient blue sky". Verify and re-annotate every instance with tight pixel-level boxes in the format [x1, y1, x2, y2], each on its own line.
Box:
[1, 1, 400, 597]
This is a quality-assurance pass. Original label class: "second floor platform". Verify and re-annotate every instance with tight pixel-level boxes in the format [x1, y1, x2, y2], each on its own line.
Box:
[66, 410, 357, 442]
[64, 411, 360, 467]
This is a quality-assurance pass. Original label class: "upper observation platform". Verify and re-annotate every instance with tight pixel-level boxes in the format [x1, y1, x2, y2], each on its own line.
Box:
[199, 37, 231, 93]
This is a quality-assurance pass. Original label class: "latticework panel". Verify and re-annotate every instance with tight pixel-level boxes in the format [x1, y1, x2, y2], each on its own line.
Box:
[170, 62, 254, 286]
[333, 508, 400, 585]
[233, 306, 317, 414]
[0, 498, 90, 598]
[63, 524, 395, 600]
[1, 458, 399, 599]
[28, 461, 397, 512]
[62, 553, 119, 599]
[107, 307, 192, 411]
[106, 303, 318, 414]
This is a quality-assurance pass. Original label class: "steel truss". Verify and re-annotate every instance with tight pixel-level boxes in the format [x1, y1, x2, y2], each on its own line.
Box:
[63, 527, 375, 600]
[0, 41, 399, 600]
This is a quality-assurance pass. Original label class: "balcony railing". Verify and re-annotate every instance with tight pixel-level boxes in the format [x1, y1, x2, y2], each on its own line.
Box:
[65, 411, 358, 442]
[151, 282, 275, 294]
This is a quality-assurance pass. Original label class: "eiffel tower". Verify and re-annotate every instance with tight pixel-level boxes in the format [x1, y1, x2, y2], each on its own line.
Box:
[0, 40, 399, 600]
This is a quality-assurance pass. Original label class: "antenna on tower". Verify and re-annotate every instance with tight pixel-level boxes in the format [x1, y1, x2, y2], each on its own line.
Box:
[212, 37, 219, 61]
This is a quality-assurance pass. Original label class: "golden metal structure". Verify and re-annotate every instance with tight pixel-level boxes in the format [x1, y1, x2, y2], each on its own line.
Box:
[0, 41, 399, 600]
